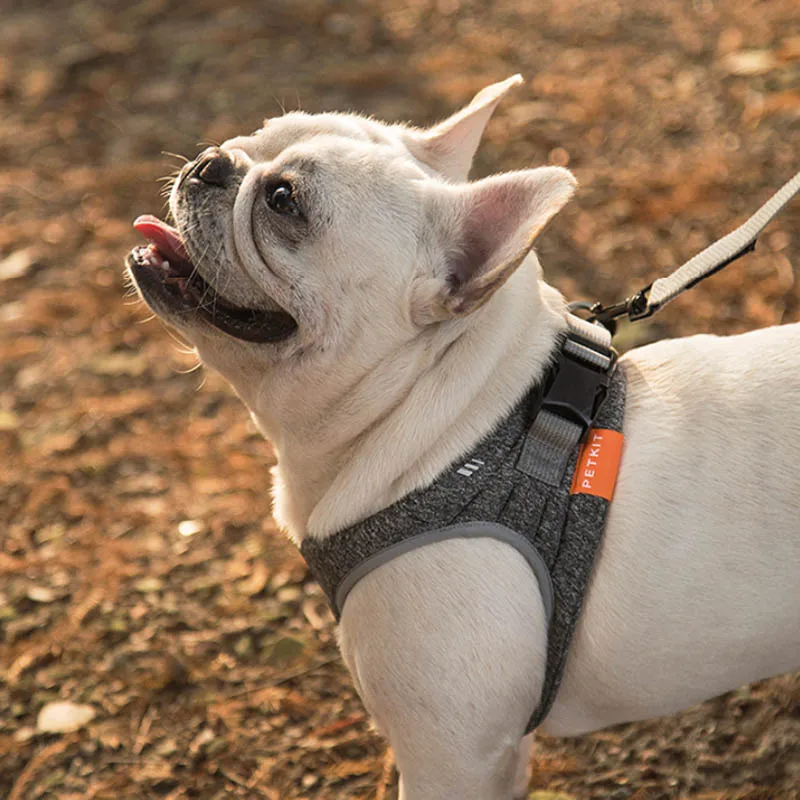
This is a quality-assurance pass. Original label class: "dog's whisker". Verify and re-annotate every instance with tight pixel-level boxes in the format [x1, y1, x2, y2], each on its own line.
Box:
[272, 93, 287, 116]
[162, 151, 190, 164]
[175, 359, 203, 375]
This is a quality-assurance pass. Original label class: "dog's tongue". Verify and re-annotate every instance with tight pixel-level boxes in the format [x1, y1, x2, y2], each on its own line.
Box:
[133, 215, 190, 264]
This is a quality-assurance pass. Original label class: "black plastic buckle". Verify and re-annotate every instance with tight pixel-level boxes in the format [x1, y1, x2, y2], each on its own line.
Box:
[540, 336, 617, 441]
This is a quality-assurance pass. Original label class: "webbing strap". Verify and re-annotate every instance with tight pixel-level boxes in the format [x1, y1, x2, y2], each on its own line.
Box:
[646, 170, 800, 314]
[566, 312, 613, 351]
[517, 410, 583, 486]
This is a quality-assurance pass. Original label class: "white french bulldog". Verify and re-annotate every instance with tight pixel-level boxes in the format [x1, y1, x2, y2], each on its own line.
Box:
[127, 76, 800, 799]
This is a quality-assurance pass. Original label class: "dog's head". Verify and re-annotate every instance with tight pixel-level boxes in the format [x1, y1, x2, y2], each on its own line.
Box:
[127, 76, 575, 417]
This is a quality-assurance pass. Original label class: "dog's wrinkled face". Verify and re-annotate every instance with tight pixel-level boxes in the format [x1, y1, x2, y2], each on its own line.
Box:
[129, 115, 423, 351]
[127, 75, 576, 392]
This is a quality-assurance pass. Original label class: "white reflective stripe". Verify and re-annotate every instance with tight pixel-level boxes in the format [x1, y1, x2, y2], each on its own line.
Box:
[648, 170, 800, 312]
[566, 312, 612, 350]
[335, 521, 555, 625]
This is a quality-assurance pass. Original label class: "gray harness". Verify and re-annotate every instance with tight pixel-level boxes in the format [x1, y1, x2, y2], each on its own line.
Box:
[302, 319, 625, 732]
[300, 171, 800, 732]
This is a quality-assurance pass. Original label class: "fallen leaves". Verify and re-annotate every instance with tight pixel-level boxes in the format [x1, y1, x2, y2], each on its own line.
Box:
[88, 351, 151, 377]
[177, 519, 204, 538]
[329, 758, 374, 779]
[265, 635, 306, 668]
[0, 410, 21, 431]
[36, 702, 96, 734]
[237, 560, 270, 597]
[134, 577, 164, 594]
[722, 50, 779, 77]
[7, 736, 76, 800]
[26, 586, 59, 604]
[2, 0, 799, 799]
[0, 248, 36, 281]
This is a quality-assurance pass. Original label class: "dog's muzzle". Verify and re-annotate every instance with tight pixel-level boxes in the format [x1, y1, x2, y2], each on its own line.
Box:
[127, 213, 297, 344]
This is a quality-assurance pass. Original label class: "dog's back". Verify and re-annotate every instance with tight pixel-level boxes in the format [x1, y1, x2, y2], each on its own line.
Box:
[544, 322, 800, 735]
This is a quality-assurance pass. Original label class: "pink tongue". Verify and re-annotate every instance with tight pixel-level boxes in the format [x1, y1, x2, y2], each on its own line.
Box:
[133, 215, 190, 263]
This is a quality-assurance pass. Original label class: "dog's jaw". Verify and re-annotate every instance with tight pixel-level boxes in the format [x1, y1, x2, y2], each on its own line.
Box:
[128, 214, 298, 344]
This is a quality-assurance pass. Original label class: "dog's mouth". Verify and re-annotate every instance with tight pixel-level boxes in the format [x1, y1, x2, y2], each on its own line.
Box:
[127, 215, 297, 344]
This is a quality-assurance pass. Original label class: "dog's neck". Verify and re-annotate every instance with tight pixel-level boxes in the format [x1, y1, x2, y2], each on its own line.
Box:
[252, 257, 567, 542]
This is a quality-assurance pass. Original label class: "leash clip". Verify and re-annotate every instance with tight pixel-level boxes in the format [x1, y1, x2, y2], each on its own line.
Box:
[586, 286, 652, 333]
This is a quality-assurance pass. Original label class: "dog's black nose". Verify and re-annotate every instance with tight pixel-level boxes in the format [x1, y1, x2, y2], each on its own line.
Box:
[194, 148, 234, 187]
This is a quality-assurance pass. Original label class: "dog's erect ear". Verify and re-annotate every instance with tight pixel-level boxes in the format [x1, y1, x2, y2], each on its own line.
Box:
[405, 75, 523, 182]
[413, 167, 576, 324]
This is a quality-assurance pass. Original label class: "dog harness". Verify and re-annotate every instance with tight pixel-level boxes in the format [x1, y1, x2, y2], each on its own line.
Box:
[302, 315, 624, 732]
[302, 169, 800, 733]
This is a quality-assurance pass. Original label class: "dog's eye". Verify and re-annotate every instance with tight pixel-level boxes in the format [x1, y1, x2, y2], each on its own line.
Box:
[267, 181, 300, 217]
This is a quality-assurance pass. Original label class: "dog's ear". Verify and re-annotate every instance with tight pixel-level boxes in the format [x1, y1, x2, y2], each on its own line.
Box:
[413, 167, 576, 324]
[404, 75, 523, 182]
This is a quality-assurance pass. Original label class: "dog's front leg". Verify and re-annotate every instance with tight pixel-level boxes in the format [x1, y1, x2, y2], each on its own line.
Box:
[338, 538, 548, 800]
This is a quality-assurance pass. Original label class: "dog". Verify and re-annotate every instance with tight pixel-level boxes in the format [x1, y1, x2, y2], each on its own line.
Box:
[126, 75, 800, 799]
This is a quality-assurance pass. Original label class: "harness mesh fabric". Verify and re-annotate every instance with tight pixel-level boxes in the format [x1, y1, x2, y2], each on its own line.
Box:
[301, 362, 626, 732]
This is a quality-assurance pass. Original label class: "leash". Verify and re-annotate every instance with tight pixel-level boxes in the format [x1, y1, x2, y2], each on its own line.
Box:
[584, 170, 800, 332]
[527, 170, 800, 463]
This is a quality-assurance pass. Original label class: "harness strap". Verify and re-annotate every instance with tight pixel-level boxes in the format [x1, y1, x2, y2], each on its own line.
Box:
[517, 410, 583, 486]
[592, 170, 800, 327]
[566, 312, 613, 351]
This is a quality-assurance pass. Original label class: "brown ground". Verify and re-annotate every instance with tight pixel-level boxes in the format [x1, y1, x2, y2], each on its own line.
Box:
[1, 1, 799, 798]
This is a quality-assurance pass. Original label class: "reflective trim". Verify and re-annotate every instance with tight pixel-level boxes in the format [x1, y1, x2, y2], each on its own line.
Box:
[335, 521, 554, 625]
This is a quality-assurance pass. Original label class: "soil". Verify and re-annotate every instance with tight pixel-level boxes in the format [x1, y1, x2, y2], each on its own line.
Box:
[1, 1, 798, 799]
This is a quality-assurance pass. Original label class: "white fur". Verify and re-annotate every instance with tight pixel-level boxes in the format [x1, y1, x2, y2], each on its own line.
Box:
[130, 78, 800, 798]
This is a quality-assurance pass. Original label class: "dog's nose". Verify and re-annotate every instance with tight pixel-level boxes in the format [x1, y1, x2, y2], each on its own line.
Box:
[193, 148, 234, 187]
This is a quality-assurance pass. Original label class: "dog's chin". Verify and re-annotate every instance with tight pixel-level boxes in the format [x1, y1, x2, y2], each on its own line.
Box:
[127, 217, 297, 345]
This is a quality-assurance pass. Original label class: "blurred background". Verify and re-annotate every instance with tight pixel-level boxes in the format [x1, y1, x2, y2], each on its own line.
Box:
[1, 1, 798, 798]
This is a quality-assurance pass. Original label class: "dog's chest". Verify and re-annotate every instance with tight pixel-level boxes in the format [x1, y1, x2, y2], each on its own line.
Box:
[302, 366, 627, 731]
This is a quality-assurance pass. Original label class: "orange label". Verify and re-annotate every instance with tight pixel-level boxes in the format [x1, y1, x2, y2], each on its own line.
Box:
[570, 429, 624, 501]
